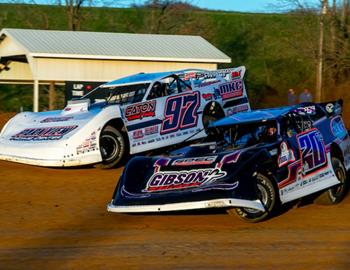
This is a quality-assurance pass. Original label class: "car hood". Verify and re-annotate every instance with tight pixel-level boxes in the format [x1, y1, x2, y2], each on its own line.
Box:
[112, 145, 274, 210]
[0, 101, 115, 141]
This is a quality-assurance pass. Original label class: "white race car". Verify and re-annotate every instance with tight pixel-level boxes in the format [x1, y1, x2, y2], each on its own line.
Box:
[0, 67, 250, 168]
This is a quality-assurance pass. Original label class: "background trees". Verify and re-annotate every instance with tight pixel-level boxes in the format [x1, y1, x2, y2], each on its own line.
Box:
[1, 1, 350, 114]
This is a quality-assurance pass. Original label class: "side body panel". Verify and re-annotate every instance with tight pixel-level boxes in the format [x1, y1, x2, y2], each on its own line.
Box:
[123, 67, 250, 154]
[0, 103, 122, 166]
[275, 106, 350, 203]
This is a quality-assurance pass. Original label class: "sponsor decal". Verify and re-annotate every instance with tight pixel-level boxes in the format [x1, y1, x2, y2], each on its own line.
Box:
[202, 93, 213, 101]
[227, 104, 249, 115]
[40, 116, 73, 123]
[199, 69, 240, 80]
[172, 156, 217, 166]
[278, 142, 295, 167]
[125, 100, 156, 121]
[131, 128, 201, 148]
[76, 131, 98, 154]
[10, 126, 78, 141]
[132, 125, 159, 140]
[231, 70, 241, 79]
[281, 158, 338, 196]
[133, 129, 144, 140]
[326, 103, 334, 113]
[144, 125, 158, 136]
[303, 105, 316, 114]
[331, 116, 347, 140]
[280, 165, 334, 195]
[293, 106, 315, 115]
[184, 72, 197, 81]
[216, 79, 243, 100]
[143, 168, 227, 192]
[199, 80, 220, 87]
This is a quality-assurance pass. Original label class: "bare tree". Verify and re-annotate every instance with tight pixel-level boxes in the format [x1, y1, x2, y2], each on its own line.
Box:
[142, 0, 198, 34]
[65, 0, 85, 31]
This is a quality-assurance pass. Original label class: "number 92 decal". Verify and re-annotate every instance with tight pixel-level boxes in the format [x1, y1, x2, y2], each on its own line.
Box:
[161, 91, 200, 135]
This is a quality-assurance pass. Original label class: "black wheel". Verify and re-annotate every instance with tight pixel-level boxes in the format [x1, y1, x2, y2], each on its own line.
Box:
[97, 126, 126, 169]
[228, 173, 278, 223]
[202, 102, 224, 131]
[314, 157, 349, 205]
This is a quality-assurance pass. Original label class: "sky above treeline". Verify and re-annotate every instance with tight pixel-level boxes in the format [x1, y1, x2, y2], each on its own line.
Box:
[0, 0, 322, 13]
[190, 0, 321, 12]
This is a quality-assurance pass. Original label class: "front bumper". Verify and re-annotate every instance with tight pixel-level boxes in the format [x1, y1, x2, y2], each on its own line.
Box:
[107, 198, 265, 213]
[0, 140, 101, 167]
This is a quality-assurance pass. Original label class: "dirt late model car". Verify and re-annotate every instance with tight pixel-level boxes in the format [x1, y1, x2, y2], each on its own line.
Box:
[0, 67, 250, 168]
[108, 101, 350, 222]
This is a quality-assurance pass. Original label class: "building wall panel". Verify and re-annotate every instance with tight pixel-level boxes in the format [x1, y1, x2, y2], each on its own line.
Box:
[34, 58, 217, 81]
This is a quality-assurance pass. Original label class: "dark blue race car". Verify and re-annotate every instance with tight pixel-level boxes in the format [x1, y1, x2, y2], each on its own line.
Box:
[107, 101, 350, 222]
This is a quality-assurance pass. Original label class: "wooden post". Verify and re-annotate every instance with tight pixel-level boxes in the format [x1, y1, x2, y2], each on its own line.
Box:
[49, 81, 56, 110]
[33, 80, 39, 112]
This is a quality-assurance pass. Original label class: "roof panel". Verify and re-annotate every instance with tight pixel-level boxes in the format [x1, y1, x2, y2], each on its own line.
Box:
[1, 28, 231, 63]
[102, 71, 174, 87]
[212, 106, 293, 127]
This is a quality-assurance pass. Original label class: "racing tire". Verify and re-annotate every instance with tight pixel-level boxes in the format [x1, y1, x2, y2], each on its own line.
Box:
[96, 126, 126, 169]
[314, 157, 349, 205]
[202, 102, 224, 131]
[229, 173, 278, 223]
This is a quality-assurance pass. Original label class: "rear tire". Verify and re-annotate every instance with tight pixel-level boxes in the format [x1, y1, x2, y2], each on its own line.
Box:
[96, 126, 126, 169]
[228, 173, 278, 223]
[202, 102, 224, 131]
[314, 157, 349, 205]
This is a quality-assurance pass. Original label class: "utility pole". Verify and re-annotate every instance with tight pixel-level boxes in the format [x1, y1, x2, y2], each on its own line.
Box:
[316, 0, 327, 102]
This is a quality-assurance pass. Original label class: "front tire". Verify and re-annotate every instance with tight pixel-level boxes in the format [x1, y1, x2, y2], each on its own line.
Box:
[97, 126, 126, 169]
[228, 173, 278, 223]
[314, 157, 349, 205]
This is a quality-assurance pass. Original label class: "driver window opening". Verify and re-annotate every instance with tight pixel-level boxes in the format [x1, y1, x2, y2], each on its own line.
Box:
[282, 113, 313, 137]
[147, 81, 168, 100]
[207, 120, 278, 149]
[147, 76, 192, 100]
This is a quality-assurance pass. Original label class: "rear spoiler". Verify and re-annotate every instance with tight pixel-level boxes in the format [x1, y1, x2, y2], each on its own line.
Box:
[319, 99, 343, 116]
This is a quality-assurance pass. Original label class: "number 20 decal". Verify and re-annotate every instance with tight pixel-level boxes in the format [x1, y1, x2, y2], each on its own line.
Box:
[161, 91, 200, 135]
[297, 129, 327, 175]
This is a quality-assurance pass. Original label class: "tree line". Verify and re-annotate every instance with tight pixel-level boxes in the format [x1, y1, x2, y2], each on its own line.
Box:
[1, 0, 350, 115]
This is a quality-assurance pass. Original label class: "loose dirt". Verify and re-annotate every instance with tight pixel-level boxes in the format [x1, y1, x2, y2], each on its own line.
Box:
[0, 114, 350, 270]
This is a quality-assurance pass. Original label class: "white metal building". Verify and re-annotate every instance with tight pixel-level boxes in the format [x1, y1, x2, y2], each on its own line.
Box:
[0, 28, 231, 111]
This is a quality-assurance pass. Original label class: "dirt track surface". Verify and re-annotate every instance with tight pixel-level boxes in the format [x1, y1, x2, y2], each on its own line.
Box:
[0, 160, 349, 270]
[0, 113, 15, 130]
[1, 113, 350, 269]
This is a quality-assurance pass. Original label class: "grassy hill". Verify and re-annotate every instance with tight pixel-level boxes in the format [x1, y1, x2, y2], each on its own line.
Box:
[0, 3, 320, 111]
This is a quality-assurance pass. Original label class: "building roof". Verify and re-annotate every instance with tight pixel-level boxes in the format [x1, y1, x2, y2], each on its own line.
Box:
[0, 28, 231, 63]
